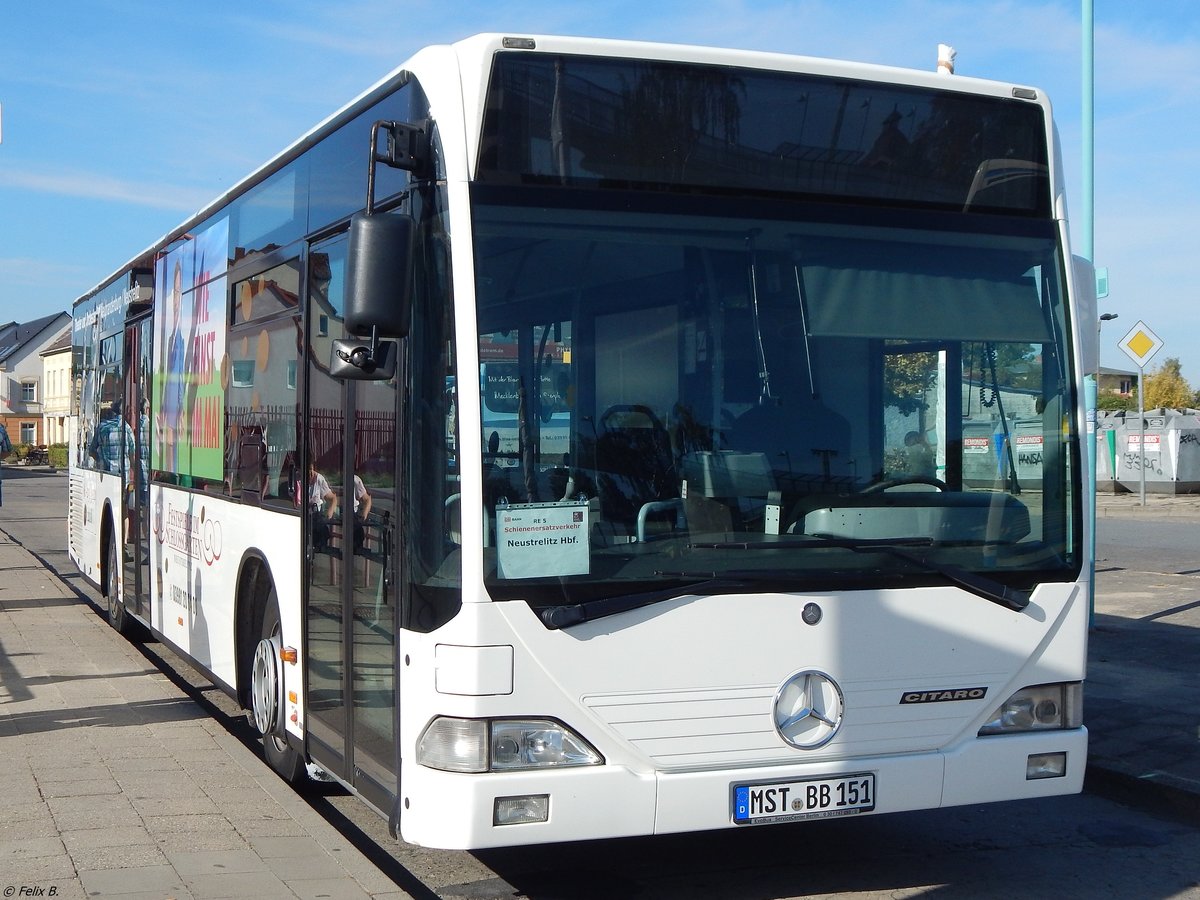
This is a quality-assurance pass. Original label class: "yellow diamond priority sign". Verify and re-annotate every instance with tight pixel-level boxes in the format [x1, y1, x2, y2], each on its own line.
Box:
[1118, 320, 1164, 369]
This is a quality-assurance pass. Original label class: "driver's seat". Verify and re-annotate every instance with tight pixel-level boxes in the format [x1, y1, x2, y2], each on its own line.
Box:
[593, 404, 677, 528]
[728, 397, 851, 485]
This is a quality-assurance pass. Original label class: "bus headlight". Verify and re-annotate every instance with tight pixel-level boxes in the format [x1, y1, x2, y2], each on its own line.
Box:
[978, 683, 1082, 735]
[417, 717, 603, 773]
[489, 719, 602, 770]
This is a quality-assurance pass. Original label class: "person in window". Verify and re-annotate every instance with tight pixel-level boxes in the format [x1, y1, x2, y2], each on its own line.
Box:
[137, 397, 150, 487]
[308, 461, 336, 550]
[92, 400, 136, 476]
[904, 430, 935, 478]
[352, 474, 372, 551]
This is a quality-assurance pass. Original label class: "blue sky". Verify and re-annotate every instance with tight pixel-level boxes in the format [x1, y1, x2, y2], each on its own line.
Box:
[2, 1, 1197, 380]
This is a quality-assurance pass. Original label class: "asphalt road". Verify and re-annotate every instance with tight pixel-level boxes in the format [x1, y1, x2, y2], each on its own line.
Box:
[1096, 515, 1199, 576]
[4, 466, 1199, 899]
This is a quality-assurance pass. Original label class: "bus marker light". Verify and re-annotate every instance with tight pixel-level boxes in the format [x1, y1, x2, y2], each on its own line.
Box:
[288, 691, 298, 704]
[280, 647, 298, 664]
[494, 794, 549, 825]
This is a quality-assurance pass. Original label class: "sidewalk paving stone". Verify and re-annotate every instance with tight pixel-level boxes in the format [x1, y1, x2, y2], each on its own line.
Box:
[0, 530, 414, 899]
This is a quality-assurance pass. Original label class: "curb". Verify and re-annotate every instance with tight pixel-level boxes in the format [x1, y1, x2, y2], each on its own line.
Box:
[1085, 764, 1200, 825]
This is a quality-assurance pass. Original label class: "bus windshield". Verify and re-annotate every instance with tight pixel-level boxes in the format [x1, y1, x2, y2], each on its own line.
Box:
[472, 186, 1079, 613]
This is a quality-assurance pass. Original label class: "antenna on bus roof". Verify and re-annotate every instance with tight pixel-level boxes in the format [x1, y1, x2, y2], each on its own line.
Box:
[937, 44, 957, 76]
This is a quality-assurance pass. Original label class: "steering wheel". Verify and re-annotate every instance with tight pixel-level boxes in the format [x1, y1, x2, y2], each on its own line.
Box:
[861, 475, 948, 494]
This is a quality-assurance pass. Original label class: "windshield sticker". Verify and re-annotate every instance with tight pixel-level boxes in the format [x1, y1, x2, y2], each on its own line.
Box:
[497, 501, 589, 580]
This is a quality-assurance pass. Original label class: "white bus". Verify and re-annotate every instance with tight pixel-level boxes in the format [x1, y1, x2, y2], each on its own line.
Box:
[68, 33, 1094, 850]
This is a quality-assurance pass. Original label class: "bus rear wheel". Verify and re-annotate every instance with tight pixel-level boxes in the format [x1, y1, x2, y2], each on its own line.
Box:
[250, 592, 305, 783]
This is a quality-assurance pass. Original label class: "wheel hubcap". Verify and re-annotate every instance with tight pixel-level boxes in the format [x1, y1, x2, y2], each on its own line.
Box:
[107, 541, 120, 621]
[251, 634, 281, 736]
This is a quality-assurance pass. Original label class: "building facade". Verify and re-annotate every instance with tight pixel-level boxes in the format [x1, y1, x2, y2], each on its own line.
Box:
[41, 329, 73, 446]
[0, 313, 72, 446]
[1098, 365, 1138, 398]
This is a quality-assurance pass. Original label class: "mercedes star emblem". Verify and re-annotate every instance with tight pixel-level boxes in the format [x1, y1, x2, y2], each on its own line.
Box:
[773, 669, 845, 750]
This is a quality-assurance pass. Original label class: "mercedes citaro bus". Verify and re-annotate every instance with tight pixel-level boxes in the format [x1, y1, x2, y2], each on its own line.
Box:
[69, 33, 1095, 849]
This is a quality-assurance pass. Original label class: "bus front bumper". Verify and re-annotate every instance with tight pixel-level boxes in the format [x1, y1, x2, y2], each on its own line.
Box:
[399, 727, 1087, 849]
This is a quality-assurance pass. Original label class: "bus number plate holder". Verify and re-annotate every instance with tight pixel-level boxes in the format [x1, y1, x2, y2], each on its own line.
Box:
[733, 773, 875, 824]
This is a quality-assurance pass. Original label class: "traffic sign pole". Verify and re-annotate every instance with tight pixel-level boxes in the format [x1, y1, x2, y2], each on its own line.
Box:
[1137, 368, 1146, 505]
[1117, 320, 1163, 507]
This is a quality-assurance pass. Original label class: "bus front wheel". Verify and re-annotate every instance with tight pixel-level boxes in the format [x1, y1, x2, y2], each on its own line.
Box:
[250, 593, 305, 783]
[104, 525, 139, 638]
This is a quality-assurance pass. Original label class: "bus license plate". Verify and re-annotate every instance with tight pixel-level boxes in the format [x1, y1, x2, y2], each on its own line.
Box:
[733, 773, 875, 824]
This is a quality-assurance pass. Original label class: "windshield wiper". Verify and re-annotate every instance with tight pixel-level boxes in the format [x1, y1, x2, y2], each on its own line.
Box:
[806, 533, 1030, 613]
[540, 534, 1027, 627]
[539, 575, 761, 630]
[690, 534, 1027, 612]
[690, 536, 934, 551]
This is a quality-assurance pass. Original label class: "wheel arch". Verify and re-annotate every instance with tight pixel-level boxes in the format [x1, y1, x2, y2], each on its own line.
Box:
[99, 499, 117, 597]
[234, 550, 277, 711]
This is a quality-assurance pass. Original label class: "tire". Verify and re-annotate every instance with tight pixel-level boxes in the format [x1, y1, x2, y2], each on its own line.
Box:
[251, 590, 306, 783]
[104, 527, 138, 638]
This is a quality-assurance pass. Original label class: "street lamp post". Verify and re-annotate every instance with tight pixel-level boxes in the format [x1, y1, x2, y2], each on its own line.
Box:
[1083, 0, 1097, 625]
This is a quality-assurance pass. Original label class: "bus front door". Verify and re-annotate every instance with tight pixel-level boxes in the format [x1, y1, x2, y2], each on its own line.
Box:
[304, 233, 399, 812]
[121, 315, 152, 623]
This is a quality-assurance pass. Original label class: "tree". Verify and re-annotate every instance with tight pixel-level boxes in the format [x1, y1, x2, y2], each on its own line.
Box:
[883, 348, 937, 415]
[1097, 391, 1133, 412]
[617, 66, 744, 179]
[1142, 357, 1194, 410]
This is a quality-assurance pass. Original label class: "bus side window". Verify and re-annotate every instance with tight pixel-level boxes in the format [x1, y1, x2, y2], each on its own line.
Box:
[227, 260, 302, 507]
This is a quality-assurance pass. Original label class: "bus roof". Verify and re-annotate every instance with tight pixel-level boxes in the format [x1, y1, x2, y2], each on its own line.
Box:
[73, 32, 1052, 310]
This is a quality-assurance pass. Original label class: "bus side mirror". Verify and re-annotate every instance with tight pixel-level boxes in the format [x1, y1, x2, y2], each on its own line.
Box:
[334, 211, 411, 380]
[345, 210, 414, 339]
[1072, 255, 1098, 376]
